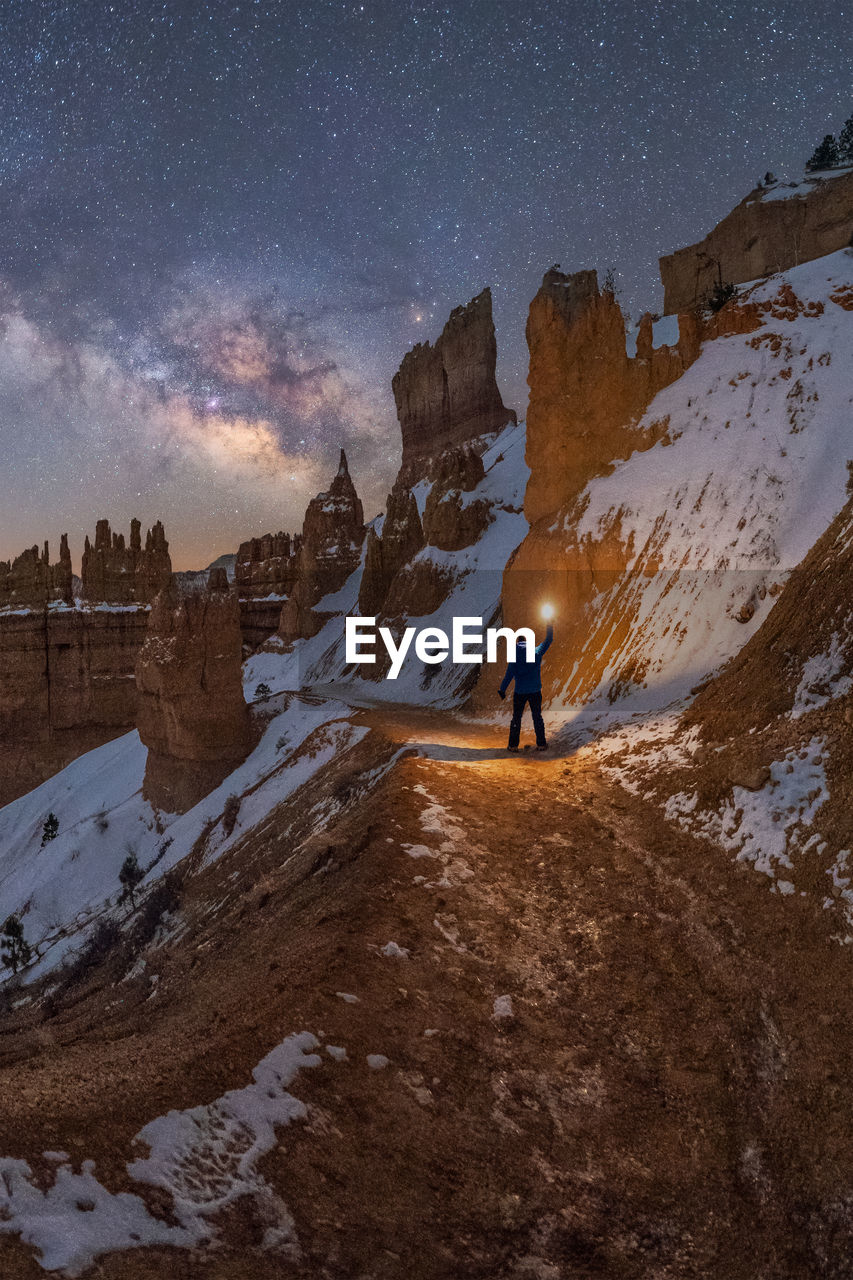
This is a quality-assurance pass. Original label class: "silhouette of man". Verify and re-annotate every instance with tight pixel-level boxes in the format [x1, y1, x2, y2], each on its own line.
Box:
[498, 624, 553, 752]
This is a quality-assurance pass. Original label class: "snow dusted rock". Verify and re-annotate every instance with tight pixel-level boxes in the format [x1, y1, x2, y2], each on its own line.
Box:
[82, 517, 171, 604]
[422, 445, 490, 552]
[136, 576, 250, 812]
[523, 266, 701, 524]
[393, 287, 516, 483]
[357, 484, 425, 616]
[492, 995, 514, 1020]
[660, 166, 853, 314]
[278, 451, 365, 645]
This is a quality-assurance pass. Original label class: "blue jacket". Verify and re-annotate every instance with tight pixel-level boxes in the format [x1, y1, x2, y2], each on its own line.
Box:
[500, 626, 553, 696]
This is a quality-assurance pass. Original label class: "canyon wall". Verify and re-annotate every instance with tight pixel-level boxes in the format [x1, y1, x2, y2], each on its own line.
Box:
[0, 516, 171, 807]
[0, 605, 149, 807]
[392, 287, 516, 482]
[660, 167, 853, 314]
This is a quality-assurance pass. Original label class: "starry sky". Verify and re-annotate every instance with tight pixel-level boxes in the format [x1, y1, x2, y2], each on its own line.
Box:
[0, 0, 850, 569]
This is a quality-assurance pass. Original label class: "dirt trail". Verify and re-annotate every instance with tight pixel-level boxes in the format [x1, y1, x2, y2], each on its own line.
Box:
[0, 701, 851, 1278]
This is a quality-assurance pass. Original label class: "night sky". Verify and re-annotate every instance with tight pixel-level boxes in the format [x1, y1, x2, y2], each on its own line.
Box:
[0, 1, 850, 569]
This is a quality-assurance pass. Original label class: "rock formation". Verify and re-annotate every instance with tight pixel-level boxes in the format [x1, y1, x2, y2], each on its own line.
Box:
[523, 267, 706, 524]
[660, 167, 853, 314]
[0, 606, 149, 807]
[235, 531, 302, 598]
[136, 576, 251, 812]
[82, 518, 171, 604]
[422, 445, 489, 552]
[0, 536, 72, 608]
[392, 288, 516, 481]
[357, 486, 425, 616]
[278, 451, 365, 643]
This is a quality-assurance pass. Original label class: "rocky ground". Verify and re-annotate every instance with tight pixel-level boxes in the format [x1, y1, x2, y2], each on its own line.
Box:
[0, 701, 850, 1278]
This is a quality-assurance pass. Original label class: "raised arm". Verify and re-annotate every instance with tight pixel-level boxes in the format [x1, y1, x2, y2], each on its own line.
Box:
[536, 624, 554, 658]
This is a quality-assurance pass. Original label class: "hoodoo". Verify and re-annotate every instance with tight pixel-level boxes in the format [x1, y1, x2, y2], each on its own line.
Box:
[135, 575, 251, 812]
[82, 517, 172, 604]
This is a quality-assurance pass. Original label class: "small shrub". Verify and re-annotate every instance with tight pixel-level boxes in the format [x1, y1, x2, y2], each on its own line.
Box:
[707, 280, 737, 313]
[254, 682, 272, 702]
[222, 794, 241, 837]
[94, 811, 109, 833]
[119, 853, 144, 907]
[1, 915, 32, 974]
[276, 735, 288, 751]
[41, 813, 59, 847]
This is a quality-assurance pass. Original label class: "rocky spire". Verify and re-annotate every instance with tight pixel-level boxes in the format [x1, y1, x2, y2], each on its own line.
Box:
[278, 451, 366, 644]
[81, 518, 172, 604]
[136, 577, 250, 812]
[392, 287, 516, 483]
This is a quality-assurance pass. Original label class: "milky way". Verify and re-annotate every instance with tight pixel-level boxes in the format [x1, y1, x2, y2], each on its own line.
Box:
[0, 0, 850, 567]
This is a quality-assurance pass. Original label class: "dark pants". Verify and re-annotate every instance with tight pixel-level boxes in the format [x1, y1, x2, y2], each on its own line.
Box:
[508, 692, 546, 749]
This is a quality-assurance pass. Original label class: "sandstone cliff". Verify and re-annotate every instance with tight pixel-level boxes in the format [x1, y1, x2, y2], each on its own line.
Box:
[0, 536, 72, 608]
[82, 518, 171, 604]
[392, 288, 516, 481]
[0, 605, 149, 806]
[660, 167, 853, 314]
[136, 577, 251, 812]
[522, 267, 717, 524]
[278, 451, 365, 644]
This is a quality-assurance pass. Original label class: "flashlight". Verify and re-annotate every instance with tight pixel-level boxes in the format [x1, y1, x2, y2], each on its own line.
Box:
[541, 602, 555, 620]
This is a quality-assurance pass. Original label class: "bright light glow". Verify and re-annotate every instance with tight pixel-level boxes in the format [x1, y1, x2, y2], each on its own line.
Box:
[541, 602, 555, 620]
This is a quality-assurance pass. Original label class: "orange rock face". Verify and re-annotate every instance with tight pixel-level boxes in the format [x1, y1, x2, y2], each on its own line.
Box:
[82, 518, 171, 604]
[136, 578, 250, 812]
[524, 268, 701, 525]
[393, 288, 516, 482]
[659, 168, 853, 314]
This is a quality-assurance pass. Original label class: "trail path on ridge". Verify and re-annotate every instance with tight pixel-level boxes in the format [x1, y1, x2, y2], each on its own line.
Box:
[0, 699, 851, 1278]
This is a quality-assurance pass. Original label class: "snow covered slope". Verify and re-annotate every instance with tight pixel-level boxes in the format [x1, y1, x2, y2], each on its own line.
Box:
[0, 696, 367, 982]
[522, 250, 853, 737]
[245, 419, 529, 707]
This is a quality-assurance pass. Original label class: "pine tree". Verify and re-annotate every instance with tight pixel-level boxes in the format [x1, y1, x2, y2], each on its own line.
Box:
[1, 915, 32, 974]
[119, 853, 144, 907]
[839, 114, 853, 165]
[41, 812, 59, 846]
[806, 134, 840, 171]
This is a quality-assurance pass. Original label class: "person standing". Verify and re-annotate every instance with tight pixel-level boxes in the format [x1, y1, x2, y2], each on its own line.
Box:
[498, 623, 553, 752]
